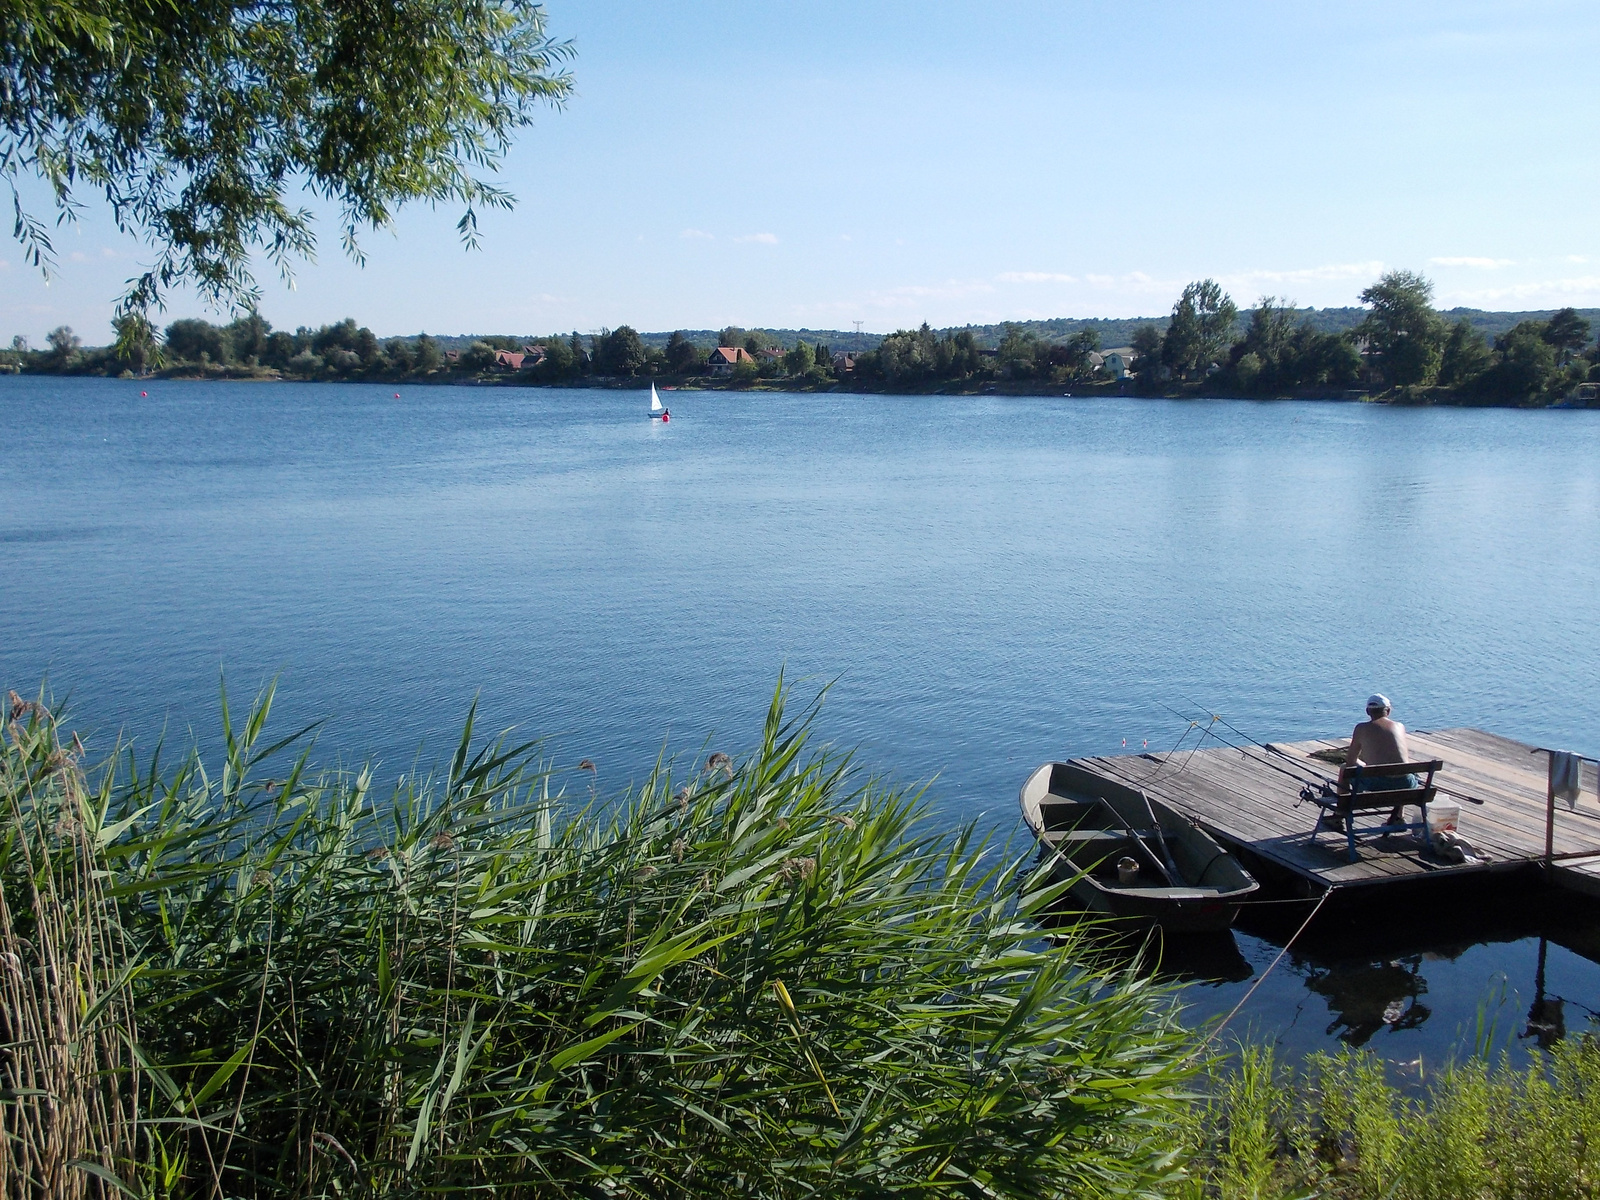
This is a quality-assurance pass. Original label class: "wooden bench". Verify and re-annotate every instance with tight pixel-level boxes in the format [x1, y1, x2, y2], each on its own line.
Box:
[1308, 759, 1444, 863]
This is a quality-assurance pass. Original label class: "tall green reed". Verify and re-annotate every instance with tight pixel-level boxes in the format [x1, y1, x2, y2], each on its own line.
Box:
[0, 692, 139, 1200]
[1180, 1038, 1600, 1199]
[3, 680, 1195, 1198]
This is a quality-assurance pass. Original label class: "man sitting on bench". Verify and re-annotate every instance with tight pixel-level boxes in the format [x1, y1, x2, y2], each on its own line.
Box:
[1346, 693, 1415, 824]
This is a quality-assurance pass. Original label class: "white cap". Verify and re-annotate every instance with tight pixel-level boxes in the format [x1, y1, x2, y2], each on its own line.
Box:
[1367, 693, 1391, 712]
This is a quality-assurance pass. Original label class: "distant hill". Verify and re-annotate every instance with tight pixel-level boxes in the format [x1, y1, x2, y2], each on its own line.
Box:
[415, 328, 883, 353]
[407, 307, 1600, 354]
[918, 306, 1600, 349]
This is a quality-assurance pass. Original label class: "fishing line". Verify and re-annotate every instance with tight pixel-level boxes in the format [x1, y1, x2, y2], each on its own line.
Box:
[1130, 719, 1204, 784]
[1190, 712, 1334, 789]
[1170, 700, 1337, 789]
[1136, 714, 1220, 786]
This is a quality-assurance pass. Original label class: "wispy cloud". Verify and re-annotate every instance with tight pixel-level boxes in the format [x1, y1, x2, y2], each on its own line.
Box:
[1225, 260, 1385, 287]
[69, 251, 88, 263]
[1429, 256, 1514, 269]
[996, 271, 1077, 284]
[791, 277, 998, 319]
[733, 232, 778, 245]
[679, 228, 714, 241]
[1445, 276, 1600, 305]
[101, 247, 118, 258]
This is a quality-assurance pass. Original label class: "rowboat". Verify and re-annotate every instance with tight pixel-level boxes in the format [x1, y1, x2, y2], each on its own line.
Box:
[1019, 761, 1259, 932]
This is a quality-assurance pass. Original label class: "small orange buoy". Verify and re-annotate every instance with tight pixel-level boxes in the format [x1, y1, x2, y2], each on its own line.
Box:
[661, 410, 669, 422]
[394, 392, 400, 398]
[140, 391, 148, 397]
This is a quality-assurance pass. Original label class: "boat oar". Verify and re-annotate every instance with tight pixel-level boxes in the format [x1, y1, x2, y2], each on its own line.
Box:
[1097, 799, 1175, 886]
[1138, 788, 1185, 882]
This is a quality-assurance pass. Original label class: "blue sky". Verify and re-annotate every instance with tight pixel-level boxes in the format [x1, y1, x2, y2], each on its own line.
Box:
[4, 0, 1599, 342]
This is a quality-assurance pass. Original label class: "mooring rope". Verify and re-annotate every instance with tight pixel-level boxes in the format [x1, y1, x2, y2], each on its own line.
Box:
[1186, 886, 1334, 1062]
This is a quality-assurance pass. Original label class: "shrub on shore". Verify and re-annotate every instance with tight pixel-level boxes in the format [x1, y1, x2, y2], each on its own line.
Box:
[1179, 1039, 1600, 1198]
[1, 683, 1193, 1198]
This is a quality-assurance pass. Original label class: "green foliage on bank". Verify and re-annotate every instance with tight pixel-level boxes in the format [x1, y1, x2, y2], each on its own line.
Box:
[0, 683, 1195, 1198]
[10, 679, 1600, 1198]
[1180, 1040, 1600, 1199]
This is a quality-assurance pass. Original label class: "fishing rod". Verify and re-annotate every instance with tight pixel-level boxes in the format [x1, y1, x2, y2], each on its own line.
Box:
[1187, 701, 1341, 785]
[1176, 700, 1488, 807]
[1133, 711, 1226, 786]
[1153, 700, 1332, 790]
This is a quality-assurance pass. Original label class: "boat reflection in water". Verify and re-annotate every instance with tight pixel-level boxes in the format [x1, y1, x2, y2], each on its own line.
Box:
[1044, 919, 1255, 986]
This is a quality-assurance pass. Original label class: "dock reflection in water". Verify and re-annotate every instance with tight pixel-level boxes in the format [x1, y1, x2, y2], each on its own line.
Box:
[1098, 889, 1600, 1065]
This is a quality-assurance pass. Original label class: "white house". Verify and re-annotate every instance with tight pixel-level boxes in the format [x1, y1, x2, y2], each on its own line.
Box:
[1088, 348, 1138, 379]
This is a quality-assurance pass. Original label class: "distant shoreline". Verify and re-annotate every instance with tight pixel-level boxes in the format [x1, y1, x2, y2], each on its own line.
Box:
[8, 276, 1596, 408]
[17, 368, 1590, 408]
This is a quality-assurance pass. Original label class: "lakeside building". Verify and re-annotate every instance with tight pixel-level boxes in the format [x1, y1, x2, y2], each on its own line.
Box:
[1089, 348, 1138, 380]
[708, 346, 755, 375]
[492, 348, 545, 371]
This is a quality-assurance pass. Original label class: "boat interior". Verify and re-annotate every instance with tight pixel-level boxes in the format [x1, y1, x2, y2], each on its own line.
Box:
[1031, 766, 1245, 892]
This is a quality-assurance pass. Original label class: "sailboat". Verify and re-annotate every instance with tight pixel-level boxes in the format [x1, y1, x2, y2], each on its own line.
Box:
[648, 383, 668, 420]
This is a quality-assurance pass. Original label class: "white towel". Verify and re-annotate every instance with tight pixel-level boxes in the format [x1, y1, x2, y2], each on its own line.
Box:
[1551, 751, 1583, 810]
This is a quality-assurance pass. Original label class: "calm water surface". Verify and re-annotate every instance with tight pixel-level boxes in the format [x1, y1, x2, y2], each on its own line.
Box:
[5, 375, 1600, 1064]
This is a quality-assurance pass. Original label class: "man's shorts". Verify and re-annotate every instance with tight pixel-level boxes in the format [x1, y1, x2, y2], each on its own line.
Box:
[1352, 773, 1418, 793]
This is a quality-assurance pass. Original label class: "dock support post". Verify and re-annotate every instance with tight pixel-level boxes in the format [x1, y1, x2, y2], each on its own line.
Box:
[1545, 753, 1556, 873]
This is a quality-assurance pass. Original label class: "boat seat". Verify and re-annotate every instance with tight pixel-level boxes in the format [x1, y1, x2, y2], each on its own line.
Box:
[1040, 828, 1156, 847]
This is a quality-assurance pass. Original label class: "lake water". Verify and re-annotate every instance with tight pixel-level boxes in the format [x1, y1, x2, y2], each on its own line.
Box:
[5, 374, 1600, 1066]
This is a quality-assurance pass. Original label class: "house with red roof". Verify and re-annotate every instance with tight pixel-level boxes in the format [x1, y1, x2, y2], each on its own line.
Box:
[707, 346, 754, 376]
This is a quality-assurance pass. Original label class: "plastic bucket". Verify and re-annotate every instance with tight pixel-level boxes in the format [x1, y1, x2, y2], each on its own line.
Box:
[1427, 800, 1462, 836]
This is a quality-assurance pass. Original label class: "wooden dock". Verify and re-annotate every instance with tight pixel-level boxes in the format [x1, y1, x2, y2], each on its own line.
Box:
[1071, 728, 1600, 897]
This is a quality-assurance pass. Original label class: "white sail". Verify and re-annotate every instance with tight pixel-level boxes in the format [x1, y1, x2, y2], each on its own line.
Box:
[650, 383, 663, 412]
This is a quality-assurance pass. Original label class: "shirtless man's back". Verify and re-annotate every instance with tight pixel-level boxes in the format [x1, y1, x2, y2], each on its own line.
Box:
[1345, 693, 1413, 823]
[1349, 693, 1409, 768]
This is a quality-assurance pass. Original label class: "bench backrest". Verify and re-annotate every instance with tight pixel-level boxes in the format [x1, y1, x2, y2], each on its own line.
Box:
[1336, 758, 1444, 806]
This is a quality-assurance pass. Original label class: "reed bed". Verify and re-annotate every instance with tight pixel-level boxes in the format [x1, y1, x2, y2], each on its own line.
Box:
[1179, 1039, 1600, 1199]
[0, 682, 1195, 1198]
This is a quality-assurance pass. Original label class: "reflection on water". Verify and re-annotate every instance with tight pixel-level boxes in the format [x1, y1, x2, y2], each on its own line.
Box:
[1112, 888, 1600, 1065]
[1304, 958, 1429, 1046]
[1522, 938, 1566, 1050]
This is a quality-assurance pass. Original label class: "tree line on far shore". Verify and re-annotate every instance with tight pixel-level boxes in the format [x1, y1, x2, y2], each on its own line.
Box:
[0, 318, 850, 387]
[851, 272, 1597, 405]
[5, 271, 1596, 405]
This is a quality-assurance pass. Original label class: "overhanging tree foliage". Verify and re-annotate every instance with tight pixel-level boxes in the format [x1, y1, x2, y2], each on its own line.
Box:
[0, 0, 573, 323]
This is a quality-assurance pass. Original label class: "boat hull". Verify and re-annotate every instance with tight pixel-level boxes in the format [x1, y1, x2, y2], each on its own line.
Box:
[1020, 760, 1259, 932]
[1038, 862, 1243, 932]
